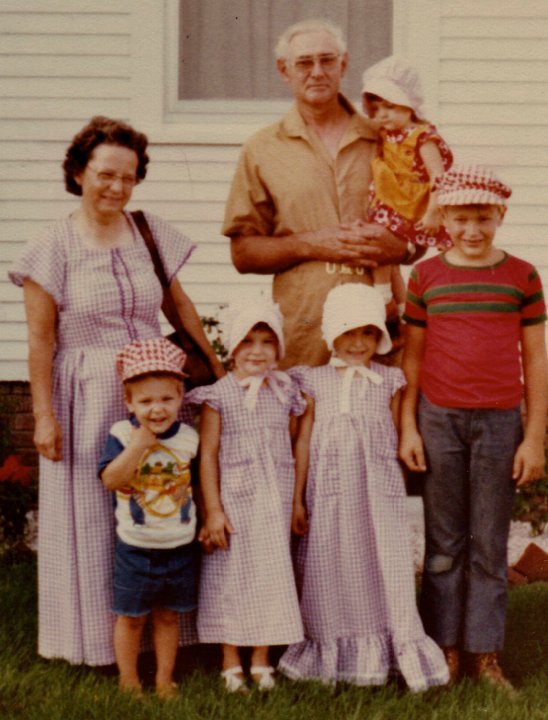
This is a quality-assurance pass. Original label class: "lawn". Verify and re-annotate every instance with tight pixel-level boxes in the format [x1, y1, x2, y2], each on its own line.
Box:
[0, 556, 547, 720]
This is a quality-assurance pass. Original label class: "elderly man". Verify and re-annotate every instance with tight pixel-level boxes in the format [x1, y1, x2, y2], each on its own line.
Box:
[223, 19, 419, 367]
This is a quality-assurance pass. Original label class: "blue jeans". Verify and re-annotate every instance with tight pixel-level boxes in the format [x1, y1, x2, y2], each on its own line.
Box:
[113, 540, 198, 617]
[417, 396, 521, 653]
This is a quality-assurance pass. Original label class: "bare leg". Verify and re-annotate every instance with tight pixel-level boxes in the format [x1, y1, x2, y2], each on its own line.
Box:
[250, 646, 275, 690]
[222, 643, 241, 670]
[114, 615, 147, 692]
[250, 645, 269, 667]
[221, 644, 247, 692]
[391, 264, 407, 309]
[152, 607, 180, 693]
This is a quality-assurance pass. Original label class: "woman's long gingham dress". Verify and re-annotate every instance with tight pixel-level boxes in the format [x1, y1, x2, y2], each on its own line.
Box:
[279, 363, 448, 692]
[187, 373, 305, 646]
[9, 211, 197, 665]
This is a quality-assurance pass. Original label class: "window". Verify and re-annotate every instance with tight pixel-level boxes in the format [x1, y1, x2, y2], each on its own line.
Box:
[177, 0, 392, 102]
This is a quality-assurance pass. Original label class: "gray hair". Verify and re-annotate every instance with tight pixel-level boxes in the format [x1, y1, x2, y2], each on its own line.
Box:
[274, 18, 347, 60]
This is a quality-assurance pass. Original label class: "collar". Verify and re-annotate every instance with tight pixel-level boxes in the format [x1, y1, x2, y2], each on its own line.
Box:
[281, 93, 378, 143]
[236, 369, 292, 412]
[129, 415, 181, 440]
[329, 357, 383, 414]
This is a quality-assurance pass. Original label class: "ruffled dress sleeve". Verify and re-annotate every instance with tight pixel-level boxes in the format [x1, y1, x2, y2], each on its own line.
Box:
[131, 211, 196, 282]
[8, 221, 68, 305]
[387, 366, 407, 396]
[287, 365, 316, 399]
[185, 378, 222, 412]
[284, 373, 307, 416]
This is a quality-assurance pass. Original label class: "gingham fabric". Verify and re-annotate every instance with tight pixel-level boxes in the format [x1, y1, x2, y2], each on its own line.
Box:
[186, 373, 306, 645]
[278, 363, 449, 692]
[9, 211, 196, 665]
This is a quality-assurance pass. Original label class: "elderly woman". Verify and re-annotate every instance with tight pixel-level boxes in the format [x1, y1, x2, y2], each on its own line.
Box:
[9, 116, 224, 666]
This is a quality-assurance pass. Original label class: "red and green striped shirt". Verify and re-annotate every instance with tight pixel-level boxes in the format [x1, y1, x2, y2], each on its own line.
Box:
[404, 252, 546, 408]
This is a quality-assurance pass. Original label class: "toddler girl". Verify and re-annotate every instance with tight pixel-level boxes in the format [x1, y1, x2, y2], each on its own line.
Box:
[279, 283, 449, 692]
[361, 54, 453, 323]
[186, 298, 305, 693]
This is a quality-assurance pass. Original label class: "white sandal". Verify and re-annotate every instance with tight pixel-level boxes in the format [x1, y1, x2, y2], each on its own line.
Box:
[221, 665, 248, 694]
[250, 665, 276, 691]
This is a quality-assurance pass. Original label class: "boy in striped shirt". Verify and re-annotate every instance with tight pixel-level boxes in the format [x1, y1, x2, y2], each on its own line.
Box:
[399, 165, 547, 690]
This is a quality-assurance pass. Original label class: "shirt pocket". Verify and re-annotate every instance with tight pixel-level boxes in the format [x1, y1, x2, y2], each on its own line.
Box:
[221, 454, 257, 499]
[314, 449, 341, 497]
[369, 445, 406, 497]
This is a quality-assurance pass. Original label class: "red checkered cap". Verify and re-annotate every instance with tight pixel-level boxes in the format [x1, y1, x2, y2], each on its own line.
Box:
[116, 337, 187, 382]
[434, 164, 512, 206]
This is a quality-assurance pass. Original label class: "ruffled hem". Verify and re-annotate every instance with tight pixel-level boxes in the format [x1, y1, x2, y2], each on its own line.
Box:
[278, 633, 449, 693]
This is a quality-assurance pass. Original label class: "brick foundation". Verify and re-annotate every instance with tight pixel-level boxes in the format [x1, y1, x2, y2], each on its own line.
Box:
[0, 381, 38, 473]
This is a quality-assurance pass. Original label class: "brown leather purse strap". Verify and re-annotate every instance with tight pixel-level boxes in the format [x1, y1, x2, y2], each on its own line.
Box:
[130, 210, 185, 336]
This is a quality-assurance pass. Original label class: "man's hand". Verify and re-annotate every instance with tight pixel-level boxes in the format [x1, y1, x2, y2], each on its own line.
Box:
[343, 220, 411, 265]
[231, 220, 418, 275]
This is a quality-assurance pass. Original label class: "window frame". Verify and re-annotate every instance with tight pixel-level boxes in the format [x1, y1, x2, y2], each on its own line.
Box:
[130, 0, 439, 144]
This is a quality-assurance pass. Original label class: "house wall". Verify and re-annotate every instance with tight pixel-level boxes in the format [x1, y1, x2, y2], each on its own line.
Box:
[2, 0, 548, 384]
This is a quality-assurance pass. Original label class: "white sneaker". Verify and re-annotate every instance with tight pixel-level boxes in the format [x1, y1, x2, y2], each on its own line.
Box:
[250, 665, 276, 691]
[221, 665, 249, 694]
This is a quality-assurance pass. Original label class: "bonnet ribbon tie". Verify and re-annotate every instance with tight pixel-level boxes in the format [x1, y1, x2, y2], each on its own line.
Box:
[238, 370, 291, 412]
[329, 356, 383, 414]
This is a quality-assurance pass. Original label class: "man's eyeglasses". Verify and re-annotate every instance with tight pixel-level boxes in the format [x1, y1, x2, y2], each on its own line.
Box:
[291, 54, 341, 75]
[87, 165, 138, 188]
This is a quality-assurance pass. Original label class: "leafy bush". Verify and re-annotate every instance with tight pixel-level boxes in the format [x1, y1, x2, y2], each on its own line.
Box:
[513, 476, 548, 536]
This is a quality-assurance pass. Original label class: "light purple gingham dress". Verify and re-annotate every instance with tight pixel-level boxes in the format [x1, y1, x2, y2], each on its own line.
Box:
[186, 373, 305, 646]
[9, 211, 197, 665]
[279, 363, 448, 692]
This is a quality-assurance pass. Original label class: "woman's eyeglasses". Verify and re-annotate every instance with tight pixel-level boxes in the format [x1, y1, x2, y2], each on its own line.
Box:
[87, 165, 138, 188]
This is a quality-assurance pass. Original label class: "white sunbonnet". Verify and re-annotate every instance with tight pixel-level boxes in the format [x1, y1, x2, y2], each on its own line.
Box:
[321, 283, 392, 355]
[223, 296, 285, 359]
[361, 54, 424, 119]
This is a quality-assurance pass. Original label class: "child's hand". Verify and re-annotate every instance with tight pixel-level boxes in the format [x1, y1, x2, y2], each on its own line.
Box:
[198, 527, 217, 554]
[205, 509, 234, 550]
[128, 424, 158, 453]
[512, 439, 545, 487]
[291, 501, 308, 536]
[415, 209, 440, 235]
[399, 429, 427, 472]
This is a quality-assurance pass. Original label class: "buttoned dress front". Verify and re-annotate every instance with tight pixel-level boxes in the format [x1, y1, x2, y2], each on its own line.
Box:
[186, 373, 305, 646]
[279, 363, 448, 692]
[9, 211, 196, 665]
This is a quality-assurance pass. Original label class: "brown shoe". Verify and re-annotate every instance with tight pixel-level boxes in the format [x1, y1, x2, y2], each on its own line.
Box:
[442, 646, 461, 684]
[473, 653, 516, 693]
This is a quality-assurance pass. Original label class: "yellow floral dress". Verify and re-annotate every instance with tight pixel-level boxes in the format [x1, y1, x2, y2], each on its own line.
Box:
[368, 123, 453, 247]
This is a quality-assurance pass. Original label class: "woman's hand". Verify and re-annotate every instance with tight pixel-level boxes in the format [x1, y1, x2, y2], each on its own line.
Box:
[34, 414, 63, 461]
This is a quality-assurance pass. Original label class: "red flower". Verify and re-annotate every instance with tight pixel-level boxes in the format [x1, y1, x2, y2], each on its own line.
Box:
[0, 455, 32, 487]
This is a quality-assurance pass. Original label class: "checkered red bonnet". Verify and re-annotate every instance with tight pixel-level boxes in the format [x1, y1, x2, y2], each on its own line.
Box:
[116, 337, 187, 382]
[434, 164, 512, 207]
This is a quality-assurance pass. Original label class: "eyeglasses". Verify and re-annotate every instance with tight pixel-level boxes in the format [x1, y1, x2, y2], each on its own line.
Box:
[87, 165, 138, 188]
[291, 53, 341, 75]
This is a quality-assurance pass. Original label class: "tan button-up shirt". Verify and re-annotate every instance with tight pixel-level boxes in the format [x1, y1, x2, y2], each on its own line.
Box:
[223, 96, 378, 368]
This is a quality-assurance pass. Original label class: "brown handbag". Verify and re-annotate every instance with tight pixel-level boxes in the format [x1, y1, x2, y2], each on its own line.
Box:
[131, 210, 217, 389]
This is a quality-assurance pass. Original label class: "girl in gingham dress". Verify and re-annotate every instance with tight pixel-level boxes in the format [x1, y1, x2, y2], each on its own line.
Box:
[279, 284, 449, 692]
[186, 299, 305, 693]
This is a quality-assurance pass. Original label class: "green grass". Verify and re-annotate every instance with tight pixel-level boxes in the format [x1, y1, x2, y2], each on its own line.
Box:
[1, 557, 547, 720]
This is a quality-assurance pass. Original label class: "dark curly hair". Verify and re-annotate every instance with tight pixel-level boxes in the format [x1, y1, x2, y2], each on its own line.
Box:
[62, 116, 149, 196]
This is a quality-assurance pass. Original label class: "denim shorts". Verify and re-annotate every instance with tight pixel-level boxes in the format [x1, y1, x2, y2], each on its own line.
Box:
[113, 539, 198, 617]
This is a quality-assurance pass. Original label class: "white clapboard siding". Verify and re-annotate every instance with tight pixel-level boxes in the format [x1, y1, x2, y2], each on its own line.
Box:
[2, 1, 548, 380]
[438, 0, 548, 348]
